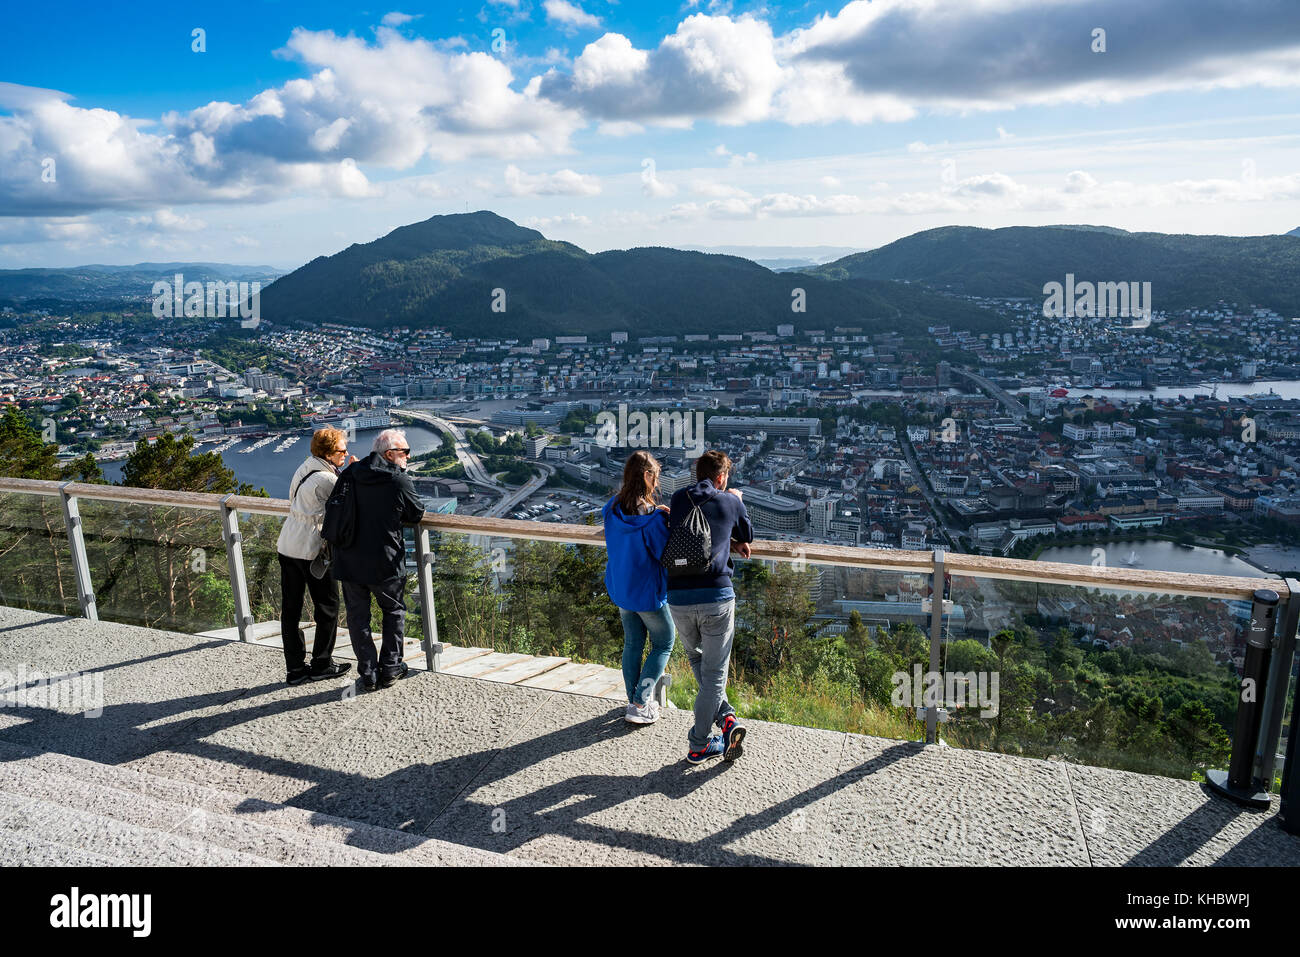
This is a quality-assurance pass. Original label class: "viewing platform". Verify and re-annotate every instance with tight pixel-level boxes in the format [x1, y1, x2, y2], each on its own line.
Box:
[1, 475, 1298, 866]
[1, 604, 1297, 867]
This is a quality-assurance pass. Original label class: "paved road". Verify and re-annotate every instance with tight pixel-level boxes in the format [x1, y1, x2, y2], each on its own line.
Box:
[393, 409, 497, 487]
[488, 462, 555, 519]
[394, 408, 556, 519]
[954, 368, 1027, 420]
[899, 431, 963, 549]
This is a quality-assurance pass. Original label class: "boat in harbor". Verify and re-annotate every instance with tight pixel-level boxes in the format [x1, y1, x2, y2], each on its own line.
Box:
[239, 435, 278, 454]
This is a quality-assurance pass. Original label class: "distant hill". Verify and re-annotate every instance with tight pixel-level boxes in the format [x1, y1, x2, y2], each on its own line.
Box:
[0, 263, 282, 302]
[1288, 227, 1300, 237]
[810, 226, 1300, 313]
[260, 211, 1001, 337]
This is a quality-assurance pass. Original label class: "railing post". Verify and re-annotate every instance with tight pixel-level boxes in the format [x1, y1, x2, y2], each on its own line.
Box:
[926, 548, 945, 744]
[1207, 588, 1278, 808]
[414, 524, 443, 672]
[1255, 578, 1299, 790]
[218, 495, 254, 643]
[58, 483, 97, 622]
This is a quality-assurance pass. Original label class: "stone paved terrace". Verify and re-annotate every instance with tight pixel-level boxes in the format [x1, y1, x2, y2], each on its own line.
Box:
[1, 604, 1298, 867]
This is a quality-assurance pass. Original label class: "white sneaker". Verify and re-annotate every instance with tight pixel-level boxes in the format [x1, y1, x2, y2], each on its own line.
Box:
[624, 700, 659, 724]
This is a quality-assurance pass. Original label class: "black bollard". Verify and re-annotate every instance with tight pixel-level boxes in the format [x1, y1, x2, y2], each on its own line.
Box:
[1279, 663, 1300, 834]
[1207, 589, 1278, 809]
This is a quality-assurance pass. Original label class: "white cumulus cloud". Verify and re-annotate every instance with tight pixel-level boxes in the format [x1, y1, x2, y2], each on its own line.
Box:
[502, 163, 601, 196]
[544, 0, 603, 32]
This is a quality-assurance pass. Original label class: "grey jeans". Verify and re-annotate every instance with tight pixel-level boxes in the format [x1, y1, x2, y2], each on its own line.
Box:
[669, 600, 737, 749]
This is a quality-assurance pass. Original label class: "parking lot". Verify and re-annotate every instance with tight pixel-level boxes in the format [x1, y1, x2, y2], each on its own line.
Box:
[508, 491, 604, 525]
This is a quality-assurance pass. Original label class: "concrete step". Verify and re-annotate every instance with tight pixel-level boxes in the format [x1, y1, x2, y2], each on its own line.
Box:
[0, 761, 410, 867]
[0, 740, 526, 866]
[0, 831, 135, 867]
[0, 789, 281, 866]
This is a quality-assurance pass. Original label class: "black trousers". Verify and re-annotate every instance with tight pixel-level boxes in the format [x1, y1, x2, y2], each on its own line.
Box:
[278, 553, 340, 673]
[341, 576, 408, 680]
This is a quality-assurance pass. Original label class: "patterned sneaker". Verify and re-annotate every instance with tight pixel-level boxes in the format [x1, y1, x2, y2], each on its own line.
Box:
[686, 735, 726, 764]
[720, 714, 746, 762]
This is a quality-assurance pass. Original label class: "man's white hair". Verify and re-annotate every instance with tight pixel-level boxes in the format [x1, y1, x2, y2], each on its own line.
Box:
[373, 428, 408, 454]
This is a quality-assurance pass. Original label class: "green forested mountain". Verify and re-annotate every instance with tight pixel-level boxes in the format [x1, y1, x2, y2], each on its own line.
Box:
[811, 225, 1300, 313]
[261, 213, 1300, 334]
[259, 211, 1003, 336]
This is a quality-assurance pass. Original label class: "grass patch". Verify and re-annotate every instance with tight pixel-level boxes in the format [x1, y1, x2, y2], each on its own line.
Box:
[660, 655, 922, 743]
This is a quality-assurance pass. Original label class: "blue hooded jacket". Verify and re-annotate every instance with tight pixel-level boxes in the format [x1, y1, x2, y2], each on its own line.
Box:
[602, 497, 670, 612]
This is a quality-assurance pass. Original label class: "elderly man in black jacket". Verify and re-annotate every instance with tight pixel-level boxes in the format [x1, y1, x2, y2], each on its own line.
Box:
[333, 428, 426, 690]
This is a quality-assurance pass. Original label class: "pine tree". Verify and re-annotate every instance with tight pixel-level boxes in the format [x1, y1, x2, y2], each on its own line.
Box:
[120, 432, 260, 495]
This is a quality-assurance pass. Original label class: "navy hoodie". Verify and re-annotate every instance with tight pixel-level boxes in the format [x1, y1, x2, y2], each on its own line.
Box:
[665, 479, 754, 604]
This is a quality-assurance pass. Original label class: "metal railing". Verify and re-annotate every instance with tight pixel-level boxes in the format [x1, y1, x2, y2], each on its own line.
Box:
[1, 475, 1297, 802]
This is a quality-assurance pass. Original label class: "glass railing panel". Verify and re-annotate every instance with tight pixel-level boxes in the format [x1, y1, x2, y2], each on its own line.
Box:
[236, 509, 288, 629]
[429, 531, 615, 663]
[1277, 665, 1296, 793]
[227, 507, 428, 657]
[0, 490, 80, 617]
[78, 499, 232, 635]
[729, 556, 929, 742]
[428, 529, 930, 738]
[944, 572, 1253, 781]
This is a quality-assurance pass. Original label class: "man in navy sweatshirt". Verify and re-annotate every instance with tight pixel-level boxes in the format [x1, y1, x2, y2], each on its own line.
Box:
[666, 449, 754, 764]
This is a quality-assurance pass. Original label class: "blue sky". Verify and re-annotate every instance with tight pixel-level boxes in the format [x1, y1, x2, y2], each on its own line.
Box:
[1, 0, 1298, 268]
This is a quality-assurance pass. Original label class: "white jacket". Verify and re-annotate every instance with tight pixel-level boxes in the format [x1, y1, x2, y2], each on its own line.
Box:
[276, 455, 338, 560]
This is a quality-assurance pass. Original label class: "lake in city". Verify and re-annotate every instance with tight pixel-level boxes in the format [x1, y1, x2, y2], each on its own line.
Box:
[100, 424, 443, 496]
[1037, 540, 1275, 579]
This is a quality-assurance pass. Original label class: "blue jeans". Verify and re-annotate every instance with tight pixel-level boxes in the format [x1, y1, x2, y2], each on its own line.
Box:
[619, 605, 676, 705]
[668, 600, 736, 748]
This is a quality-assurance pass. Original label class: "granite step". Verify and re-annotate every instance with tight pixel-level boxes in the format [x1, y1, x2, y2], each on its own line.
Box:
[0, 740, 531, 866]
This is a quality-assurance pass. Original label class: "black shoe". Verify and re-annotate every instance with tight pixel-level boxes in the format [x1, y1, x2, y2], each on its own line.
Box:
[286, 667, 312, 686]
[309, 662, 352, 681]
[377, 662, 409, 689]
[359, 671, 378, 692]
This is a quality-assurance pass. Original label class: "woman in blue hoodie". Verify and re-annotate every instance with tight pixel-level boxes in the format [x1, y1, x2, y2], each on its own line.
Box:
[602, 450, 676, 724]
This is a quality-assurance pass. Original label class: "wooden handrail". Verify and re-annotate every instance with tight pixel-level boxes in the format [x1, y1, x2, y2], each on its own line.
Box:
[0, 476, 1282, 600]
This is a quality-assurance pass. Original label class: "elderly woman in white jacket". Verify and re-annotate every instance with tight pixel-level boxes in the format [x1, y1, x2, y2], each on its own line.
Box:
[276, 427, 356, 685]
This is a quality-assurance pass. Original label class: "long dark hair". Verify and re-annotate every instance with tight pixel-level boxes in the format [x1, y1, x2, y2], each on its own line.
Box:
[615, 451, 661, 515]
